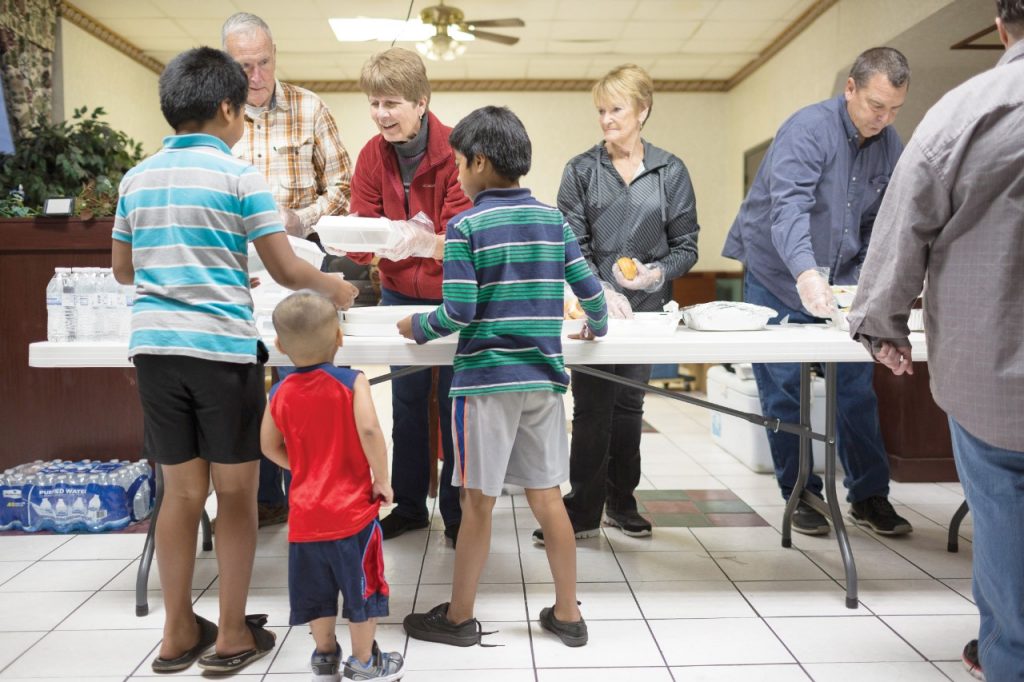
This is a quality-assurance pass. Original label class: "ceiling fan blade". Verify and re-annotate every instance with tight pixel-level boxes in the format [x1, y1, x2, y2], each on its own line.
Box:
[466, 28, 520, 45]
[462, 18, 525, 28]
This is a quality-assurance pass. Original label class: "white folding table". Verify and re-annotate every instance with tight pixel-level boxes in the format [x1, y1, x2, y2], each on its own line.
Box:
[29, 325, 929, 613]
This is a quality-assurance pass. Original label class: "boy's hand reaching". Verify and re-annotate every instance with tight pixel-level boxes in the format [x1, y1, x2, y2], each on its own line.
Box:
[327, 275, 359, 310]
[373, 480, 394, 505]
[396, 315, 415, 340]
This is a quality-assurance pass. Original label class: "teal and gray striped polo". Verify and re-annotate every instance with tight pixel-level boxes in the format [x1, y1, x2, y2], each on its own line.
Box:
[112, 133, 284, 363]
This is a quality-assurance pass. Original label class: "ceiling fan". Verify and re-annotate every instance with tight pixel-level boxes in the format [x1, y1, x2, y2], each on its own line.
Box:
[417, 2, 525, 60]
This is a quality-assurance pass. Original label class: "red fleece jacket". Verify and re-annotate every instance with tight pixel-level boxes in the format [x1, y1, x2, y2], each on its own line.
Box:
[347, 111, 472, 300]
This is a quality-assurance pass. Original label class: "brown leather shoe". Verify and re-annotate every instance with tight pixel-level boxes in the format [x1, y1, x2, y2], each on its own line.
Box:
[257, 503, 288, 527]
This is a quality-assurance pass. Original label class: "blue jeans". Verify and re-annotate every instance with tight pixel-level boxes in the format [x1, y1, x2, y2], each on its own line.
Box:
[380, 288, 460, 527]
[744, 273, 890, 503]
[259, 366, 294, 507]
[950, 418, 1024, 681]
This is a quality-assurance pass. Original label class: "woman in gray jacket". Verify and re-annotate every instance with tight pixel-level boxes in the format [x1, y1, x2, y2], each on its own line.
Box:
[535, 64, 699, 542]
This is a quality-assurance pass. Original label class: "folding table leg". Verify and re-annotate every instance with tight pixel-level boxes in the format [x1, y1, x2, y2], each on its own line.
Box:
[822, 362, 858, 608]
[947, 500, 970, 552]
[781, 363, 813, 549]
[136, 465, 163, 617]
[136, 465, 214, 616]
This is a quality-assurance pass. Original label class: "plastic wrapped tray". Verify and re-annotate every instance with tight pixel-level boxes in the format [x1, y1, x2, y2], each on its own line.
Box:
[681, 302, 777, 331]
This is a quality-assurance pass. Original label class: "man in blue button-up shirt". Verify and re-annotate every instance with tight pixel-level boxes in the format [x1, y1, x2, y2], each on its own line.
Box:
[722, 47, 913, 538]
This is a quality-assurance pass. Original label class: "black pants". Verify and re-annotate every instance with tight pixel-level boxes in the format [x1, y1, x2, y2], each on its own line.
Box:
[563, 364, 652, 528]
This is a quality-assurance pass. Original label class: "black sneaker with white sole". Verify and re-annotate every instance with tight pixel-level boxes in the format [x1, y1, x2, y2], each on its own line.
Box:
[603, 508, 652, 537]
[531, 525, 600, 545]
[791, 500, 830, 536]
[848, 496, 913, 535]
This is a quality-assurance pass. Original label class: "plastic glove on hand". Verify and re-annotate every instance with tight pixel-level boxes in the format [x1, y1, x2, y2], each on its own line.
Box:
[601, 282, 634, 320]
[378, 213, 437, 261]
[613, 258, 664, 291]
[796, 269, 836, 318]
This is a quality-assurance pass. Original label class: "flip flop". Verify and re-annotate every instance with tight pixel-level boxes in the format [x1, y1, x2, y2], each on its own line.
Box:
[151, 614, 218, 673]
[196, 613, 276, 673]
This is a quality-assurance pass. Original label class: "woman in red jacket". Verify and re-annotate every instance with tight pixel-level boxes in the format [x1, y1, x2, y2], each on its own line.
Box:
[347, 47, 472, 543]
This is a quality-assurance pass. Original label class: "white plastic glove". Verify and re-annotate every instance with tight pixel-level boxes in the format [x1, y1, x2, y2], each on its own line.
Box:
[613, 258, 665, 292]
[796, 269, 837, 318]
[378, 212, 437, 261]
[601, 281, 634, 320]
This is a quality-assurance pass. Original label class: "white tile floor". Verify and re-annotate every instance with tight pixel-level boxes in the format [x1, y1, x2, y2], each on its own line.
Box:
[0, 370, 980, 681]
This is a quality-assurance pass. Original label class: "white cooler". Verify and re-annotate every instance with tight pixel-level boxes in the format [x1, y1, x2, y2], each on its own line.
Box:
[706, 364, 828, 474]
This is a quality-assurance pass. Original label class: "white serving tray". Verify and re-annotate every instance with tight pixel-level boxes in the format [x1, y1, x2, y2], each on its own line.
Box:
[314, 215, 391, 253]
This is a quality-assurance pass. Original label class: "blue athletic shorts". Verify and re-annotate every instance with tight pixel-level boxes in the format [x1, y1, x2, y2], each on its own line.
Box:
[288, 518, 390, 625]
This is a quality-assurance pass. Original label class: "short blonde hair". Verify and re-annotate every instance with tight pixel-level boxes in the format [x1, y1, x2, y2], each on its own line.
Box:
[359, 47, 431, 104]
[592, 64, 654, 126]
[271, 291, 339, 363]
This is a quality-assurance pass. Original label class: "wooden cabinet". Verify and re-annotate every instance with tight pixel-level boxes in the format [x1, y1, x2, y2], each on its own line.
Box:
[873, 362, 957, 482]
[0, 218, 144, 470]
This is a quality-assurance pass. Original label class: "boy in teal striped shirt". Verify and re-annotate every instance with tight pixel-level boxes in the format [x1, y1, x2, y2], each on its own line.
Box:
[398, 106, 606, 648]
[111, 47, 356, 674]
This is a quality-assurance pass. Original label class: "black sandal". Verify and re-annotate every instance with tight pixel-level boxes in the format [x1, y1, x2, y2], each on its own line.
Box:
[196, 613, 276, 673]
[151, 614, 218, 673]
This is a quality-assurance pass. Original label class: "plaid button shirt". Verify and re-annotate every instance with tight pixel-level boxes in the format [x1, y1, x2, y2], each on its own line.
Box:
[232, 80, 353, 237]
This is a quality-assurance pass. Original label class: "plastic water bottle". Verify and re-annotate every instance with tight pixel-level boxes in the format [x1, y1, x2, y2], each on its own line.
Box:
[75, 268, 98, 342]
[118, 282, 135, 340]
[46, 269, 68, 342]
[61, 268, 77, 341]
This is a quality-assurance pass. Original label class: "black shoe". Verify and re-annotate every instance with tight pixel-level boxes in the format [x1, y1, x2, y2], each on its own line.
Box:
[257, 503, 288, 528]
[603, 508, 652, 537]
[849, 496, 913, 536]
[379, 513, 429, 540]
[539, 605, 588, 647]
[532, 524, 600, 545]
[403, 602, 497, 647]
[444, 523, 460, 548]
[963, 639, 985, 680]
[791, 500, 830, 536]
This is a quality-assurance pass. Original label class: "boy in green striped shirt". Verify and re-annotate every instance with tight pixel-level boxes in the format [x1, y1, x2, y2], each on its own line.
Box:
[397, 106, 607, 649]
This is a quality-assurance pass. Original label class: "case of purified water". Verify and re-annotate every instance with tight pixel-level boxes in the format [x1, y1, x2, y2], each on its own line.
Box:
[0, 459, 154, 533]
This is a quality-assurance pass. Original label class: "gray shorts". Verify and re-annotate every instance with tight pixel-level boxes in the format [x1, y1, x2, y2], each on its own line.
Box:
[451, 391, 569, 496]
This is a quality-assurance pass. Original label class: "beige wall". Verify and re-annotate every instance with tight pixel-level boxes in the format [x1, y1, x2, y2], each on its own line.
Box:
[719, 0, 958, 271]
[323, 90, 729, 272]
[59, 19, 167, 154]
[58, 0, 960, 273]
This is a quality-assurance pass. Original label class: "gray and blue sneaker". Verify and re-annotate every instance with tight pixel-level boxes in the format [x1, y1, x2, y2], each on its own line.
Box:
[312, 642, 342, 682]
[342, 640, 405, 681]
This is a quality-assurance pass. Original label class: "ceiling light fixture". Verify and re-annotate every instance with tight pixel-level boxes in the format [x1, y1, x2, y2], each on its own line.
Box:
[416, 29, 466, 61]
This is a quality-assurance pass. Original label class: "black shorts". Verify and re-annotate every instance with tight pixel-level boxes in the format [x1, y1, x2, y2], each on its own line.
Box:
[134, 350, 267, 466]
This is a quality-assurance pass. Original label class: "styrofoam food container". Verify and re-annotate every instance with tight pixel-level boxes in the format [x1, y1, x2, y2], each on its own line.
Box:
[248, 235, 324, 273]
[563, 312, 680, 337]
[342, 305, 437, 336]
[314, 215, 391, 253]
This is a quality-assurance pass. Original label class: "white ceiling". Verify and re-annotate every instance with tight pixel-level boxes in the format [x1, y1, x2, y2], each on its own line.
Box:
[66, 0, 819, 81]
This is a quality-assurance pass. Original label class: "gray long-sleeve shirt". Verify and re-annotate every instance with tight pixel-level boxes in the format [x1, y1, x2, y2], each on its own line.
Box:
[722, 94, 903, 312]
[848, 40, 1024, 451]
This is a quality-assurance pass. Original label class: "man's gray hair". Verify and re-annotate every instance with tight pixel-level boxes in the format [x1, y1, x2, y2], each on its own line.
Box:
[221, 12, 273, 48]
[849, 47, 910, 89]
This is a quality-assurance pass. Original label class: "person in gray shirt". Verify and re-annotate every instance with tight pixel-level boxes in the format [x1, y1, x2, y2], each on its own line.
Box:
[849, 2, 1024, 677]
[722, 48, 912, 537]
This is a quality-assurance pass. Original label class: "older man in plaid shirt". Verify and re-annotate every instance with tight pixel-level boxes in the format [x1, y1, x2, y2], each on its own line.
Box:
[223, 12, 353, 244]
[222, 12, 356, 526]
